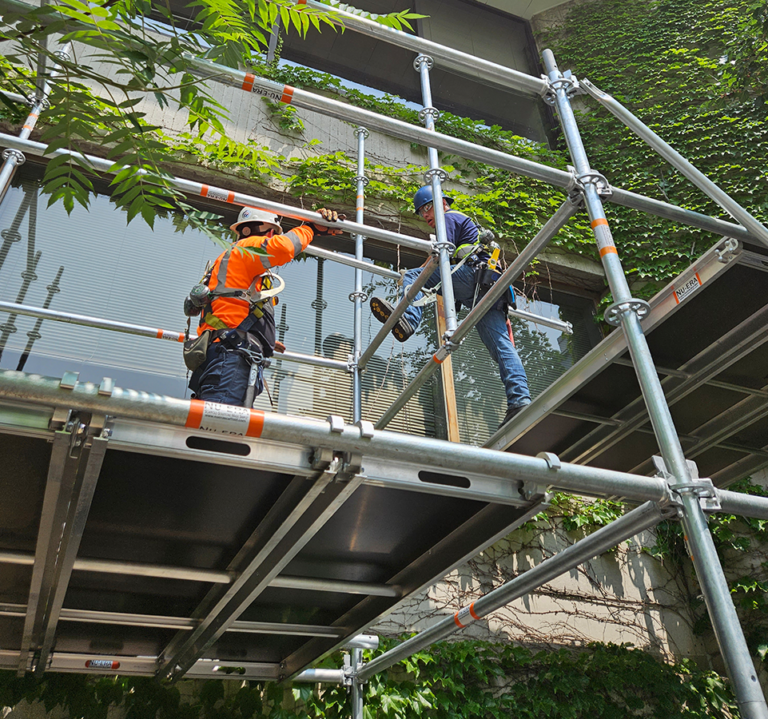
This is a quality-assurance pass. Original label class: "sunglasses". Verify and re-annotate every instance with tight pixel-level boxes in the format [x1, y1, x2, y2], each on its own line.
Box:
[418, 201, 434, 218]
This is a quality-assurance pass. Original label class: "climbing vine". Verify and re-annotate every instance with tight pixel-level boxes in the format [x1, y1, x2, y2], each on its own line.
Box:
[0, 640, 739, 718]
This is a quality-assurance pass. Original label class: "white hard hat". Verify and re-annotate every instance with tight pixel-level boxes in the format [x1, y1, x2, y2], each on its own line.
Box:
[230, 206, 283, 234]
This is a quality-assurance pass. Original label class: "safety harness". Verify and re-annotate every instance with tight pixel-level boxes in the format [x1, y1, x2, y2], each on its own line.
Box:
[183, 244, 286, 373]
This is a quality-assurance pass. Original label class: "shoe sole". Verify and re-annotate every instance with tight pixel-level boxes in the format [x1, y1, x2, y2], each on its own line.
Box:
[370, 297, 412, 343]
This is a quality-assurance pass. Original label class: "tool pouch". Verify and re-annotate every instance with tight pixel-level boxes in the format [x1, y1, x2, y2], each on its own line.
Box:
[183, 330, 212, 371]
[475, 266, 500, 292]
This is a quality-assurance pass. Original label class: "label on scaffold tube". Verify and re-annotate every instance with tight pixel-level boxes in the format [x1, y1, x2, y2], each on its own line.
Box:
[453, 602, 480, 628]
[201, 185, 235, 203]
[85, 659, 120, 670]
[673, 273, 703, 304]
[186, 400, 264, 438]
[590, 218, 617, 257]
[155, 329, 184, 342]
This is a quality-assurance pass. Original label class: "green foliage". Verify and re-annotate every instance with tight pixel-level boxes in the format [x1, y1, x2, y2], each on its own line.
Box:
[261, 97, 305, 133]
[0, 0, 421, 230]
[0, 640, 738, 718]
[539, 0, 768, 288]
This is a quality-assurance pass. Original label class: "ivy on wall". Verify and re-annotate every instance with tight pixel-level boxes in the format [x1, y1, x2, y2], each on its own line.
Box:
[0, 640, 738, 719]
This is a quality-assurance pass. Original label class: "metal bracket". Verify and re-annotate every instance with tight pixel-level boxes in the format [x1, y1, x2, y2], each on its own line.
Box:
[353, 127, 369, 139]
[49, 407, 72, 432]
[1, 148, 25, 166]
[715, 237, 739, 264]
[59, 371, 79, 390]
[424, 167, 448, 183]
[353, 175, 369, 187]
[98, 377, 114, 397]
[413, 54, 434, 71]
[418, 106, 440, 123]
[356, 420, 375, 439]
[604, 298, 651, 326]
[542, 71, 580, 105]
[537, 451, 562, 471]
[327, 415, 345, 434]
[348, 290, 369, 303]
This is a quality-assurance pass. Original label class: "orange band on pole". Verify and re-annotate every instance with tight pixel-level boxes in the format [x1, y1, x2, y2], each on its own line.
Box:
[247, 410, 265, 438]
[590, 218, 609, 229]
[201, 184, 210, 197]
[156, 330, 164, 339]
[22, 124, 34, 131]
[280, 86, 295, 104]
[185, 400, 205, 429]
[242, 73, 255, 93]
[432, 354, 444, 364]
[599, 246, 618, 257]
[177, 335, 185, 343]
[469, 603, 480, 621]
[453, 612, 465, 628]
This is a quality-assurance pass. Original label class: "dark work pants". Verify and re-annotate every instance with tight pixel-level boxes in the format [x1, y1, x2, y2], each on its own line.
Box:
[189, 343, 263, 407]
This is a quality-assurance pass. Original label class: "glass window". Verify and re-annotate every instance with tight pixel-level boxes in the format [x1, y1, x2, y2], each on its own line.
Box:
[0, 169, 440, 436]
[451, 288, 600, 446]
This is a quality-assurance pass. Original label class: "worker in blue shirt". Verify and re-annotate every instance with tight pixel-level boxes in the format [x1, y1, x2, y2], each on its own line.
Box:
[370, 185, 531, 428]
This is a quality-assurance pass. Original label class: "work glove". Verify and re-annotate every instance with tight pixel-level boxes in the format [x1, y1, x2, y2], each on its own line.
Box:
[311, 208, 346, 235]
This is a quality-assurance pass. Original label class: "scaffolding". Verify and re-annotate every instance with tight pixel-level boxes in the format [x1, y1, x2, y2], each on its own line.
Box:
[1, 2, 768, 717]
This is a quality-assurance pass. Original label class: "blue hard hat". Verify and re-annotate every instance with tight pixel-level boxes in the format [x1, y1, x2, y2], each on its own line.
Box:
[412, 185, 454, 214]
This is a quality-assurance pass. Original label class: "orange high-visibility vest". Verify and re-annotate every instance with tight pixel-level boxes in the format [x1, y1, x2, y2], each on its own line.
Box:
[199, 225, 314, 334]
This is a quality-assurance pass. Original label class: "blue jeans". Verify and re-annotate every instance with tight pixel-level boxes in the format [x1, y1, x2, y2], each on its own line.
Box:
[402, 264, 531, 409]
[189, 342, 264, 406]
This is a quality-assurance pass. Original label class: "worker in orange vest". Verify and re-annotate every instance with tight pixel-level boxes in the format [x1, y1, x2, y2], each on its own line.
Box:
[184, 206, 342, 407]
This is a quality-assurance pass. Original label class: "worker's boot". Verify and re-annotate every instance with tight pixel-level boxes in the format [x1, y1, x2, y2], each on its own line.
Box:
[370, 297, 415, 342]
[499, 404, 525, 429]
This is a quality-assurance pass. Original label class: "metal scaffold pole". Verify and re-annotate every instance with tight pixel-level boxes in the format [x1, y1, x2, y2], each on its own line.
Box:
[358, 501, 665, 681]
[0, 44, 71, 204]
[350, 648, 364, 719]
[414, 54, 457, 337]
[542, 48, 768, 719]
[351, 127, 369, 423]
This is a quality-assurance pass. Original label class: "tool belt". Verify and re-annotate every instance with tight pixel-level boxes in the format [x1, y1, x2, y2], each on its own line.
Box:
[183, 326, 269, 372]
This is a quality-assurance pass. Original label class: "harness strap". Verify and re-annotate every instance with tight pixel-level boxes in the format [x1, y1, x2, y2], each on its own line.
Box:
[411, 249, 480, 307]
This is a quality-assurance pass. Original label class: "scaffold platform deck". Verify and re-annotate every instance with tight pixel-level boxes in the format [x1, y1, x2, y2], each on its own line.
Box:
[490, 238, 768, 488]
[0, 396, 546, 680]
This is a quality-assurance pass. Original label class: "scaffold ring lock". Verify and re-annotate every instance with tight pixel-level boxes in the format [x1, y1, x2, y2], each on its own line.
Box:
[354, 126, 369, 138]
[1, 229, 22, 243]
[2, 148, 25, 166]
[413, 54, 434, 71]
[423, 167, 448, 183]
[349, 290, 368, 303]
[418, 106, 440, 122]
[354, 175, 370, 187]
[432, 240, 453, 253]
[604, 298, 651, 326]
[543, 74, 580, 104]
[572, 169, 612, 198]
